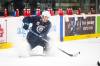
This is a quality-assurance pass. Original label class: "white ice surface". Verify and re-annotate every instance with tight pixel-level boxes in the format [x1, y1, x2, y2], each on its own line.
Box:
[0, 36, 100, 66]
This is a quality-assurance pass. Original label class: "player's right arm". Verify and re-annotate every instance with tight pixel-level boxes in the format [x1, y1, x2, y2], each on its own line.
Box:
[22, 16, 35, 30]
[22, 16, 41, 30]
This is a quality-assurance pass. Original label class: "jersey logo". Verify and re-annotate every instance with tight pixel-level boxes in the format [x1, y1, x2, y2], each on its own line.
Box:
[36, 25, 45, 33]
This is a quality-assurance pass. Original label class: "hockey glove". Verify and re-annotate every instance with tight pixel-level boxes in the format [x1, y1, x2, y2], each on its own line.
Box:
[23, 23, 29, 30]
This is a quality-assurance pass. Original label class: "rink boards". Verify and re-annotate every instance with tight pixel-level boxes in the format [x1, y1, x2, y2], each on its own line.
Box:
[0, 16, 25, 49]
[61, 14, 100, 41]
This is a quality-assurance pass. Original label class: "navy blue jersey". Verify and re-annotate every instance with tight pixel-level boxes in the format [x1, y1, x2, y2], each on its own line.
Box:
[23, 16, 51, 37]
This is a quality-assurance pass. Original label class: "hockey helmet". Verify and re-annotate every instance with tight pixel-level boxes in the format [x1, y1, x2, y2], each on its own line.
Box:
[42, 11, 51, 18]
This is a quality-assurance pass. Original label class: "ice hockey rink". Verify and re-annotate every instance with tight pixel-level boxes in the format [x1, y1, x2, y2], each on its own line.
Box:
[0, 16, 100, 66]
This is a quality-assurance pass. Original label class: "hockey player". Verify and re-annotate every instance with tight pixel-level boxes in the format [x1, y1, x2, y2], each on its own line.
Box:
[23, 11, 51, 55]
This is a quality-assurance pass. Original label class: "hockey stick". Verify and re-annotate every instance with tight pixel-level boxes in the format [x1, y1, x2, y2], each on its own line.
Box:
[58, 48, 80, 57]
[29, 29, 80, 57]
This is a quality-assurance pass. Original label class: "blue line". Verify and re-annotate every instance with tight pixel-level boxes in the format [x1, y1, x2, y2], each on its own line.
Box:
[60, 16, 63, 41]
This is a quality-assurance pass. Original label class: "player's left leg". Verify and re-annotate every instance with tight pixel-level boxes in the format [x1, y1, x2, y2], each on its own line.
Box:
[38, 39, 49, 55]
